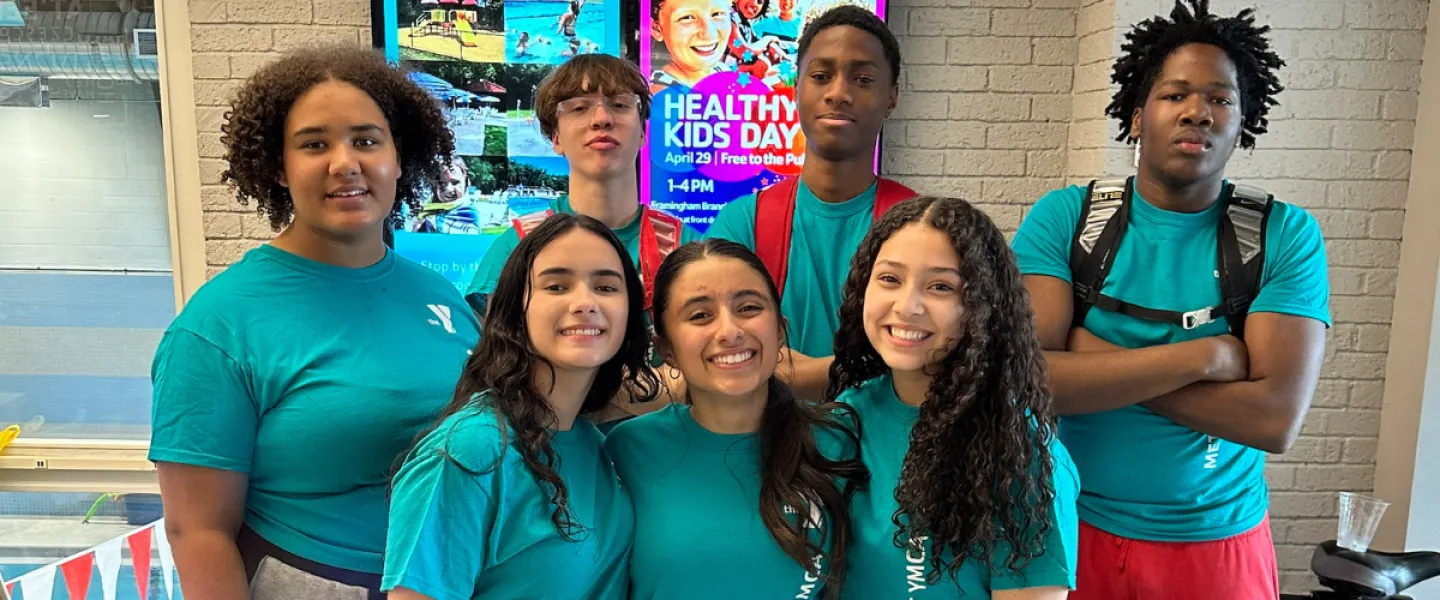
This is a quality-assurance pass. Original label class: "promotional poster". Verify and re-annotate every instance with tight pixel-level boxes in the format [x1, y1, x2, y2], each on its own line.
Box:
[378, 0, 622, 290]
[640, 0, 888, 232]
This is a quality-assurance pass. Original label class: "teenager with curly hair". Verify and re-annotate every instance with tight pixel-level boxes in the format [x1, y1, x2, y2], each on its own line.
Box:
[1011, 2, 1330, 598]
[386, 213, 661, 600]
[605, 239, 868, 599]
[148, 45, 478, 599]
[827, 197, 1079, 599]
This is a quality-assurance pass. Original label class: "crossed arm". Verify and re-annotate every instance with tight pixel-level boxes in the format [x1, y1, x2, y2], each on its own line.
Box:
[1025, 275, 1327, 454]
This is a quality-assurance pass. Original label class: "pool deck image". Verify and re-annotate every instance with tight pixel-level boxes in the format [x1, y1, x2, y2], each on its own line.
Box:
[399, 26, 505, 63]
[507, 116, 560, 157]
[449, 108, 508, 156]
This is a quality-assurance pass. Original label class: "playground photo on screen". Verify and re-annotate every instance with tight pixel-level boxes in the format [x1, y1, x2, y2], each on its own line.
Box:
[503, 63, 567, 158]
[503, 0, 614, 64]
[405, 61, 509, 157]
[397, 0, 506, 63]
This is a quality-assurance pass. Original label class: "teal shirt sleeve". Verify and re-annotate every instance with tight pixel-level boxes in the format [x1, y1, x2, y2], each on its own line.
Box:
[1250, 203, 1332, 327]
[990, 436, 1080, 591]
[383, 447, 498, 600]
[1011, 186, 1085, 283]
[147, 328, 257, 472]
[679, 222, 704, 245]
[464, 228, 521, 309]
[704, 194, 758, 250]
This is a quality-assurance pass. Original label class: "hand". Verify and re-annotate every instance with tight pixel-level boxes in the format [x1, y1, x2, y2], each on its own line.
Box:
[1200, 334, 1250, 382]
[1067, 327, 1120, 353]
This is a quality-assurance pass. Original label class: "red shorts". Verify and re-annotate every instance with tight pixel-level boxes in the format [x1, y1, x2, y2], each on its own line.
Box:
[1068, 516, 1279, 600]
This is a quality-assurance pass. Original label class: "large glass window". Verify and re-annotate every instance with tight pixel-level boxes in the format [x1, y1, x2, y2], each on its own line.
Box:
[1, 2, 177, 595]
[0, 1, 168, 442]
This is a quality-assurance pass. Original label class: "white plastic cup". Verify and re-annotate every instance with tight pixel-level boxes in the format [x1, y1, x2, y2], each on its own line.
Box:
[1337, 491, 1390, 553]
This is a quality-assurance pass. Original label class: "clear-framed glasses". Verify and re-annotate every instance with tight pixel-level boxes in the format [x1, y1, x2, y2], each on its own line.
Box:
[557, 94, 642, 119]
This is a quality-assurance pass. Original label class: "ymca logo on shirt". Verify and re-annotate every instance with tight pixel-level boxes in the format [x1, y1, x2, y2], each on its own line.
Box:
[904, 535, 931, 597]
[426, 304, 456, 334]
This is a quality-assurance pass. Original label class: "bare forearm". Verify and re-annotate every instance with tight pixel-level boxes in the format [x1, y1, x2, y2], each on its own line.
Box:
[1146, 380, 1305, 453]
[170, 528, 250, 600]
[1046, 342, 1209, 415]
[779, 352, 833, 402]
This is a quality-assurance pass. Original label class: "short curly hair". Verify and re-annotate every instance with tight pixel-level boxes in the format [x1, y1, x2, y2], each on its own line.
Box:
[221, 44, 455, 231]
[1108, 0, 1285, 149]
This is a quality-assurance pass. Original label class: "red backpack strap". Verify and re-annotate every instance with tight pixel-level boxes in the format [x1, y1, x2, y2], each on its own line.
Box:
[637, 206, 685, 309]
[511, 209, 556, 239]
[754, 177, 800, 298]
[872, 177, 919, 221]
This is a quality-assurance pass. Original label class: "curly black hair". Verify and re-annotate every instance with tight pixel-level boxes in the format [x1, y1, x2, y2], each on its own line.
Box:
[650, 239, 869, 597]
[221, 44, 455, 231]
[825, 196, 1058, 586]
[416, 213, 662, 540]
[1108, 0, 1285, 149]
[796, 4, 901, 85]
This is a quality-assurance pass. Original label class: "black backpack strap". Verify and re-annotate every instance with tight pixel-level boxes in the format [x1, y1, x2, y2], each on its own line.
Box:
[1070, 178, 1131, 329]
[1216, 183, 1273, 339]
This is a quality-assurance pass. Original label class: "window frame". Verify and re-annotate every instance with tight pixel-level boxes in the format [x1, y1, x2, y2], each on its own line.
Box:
[0, 0, 203, 494]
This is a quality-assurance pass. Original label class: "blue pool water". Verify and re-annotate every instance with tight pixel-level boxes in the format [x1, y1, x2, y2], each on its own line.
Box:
[504, 0, 615, 64]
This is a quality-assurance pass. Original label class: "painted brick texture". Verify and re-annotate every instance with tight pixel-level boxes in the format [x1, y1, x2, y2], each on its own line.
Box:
[190, 0, 1427, 594]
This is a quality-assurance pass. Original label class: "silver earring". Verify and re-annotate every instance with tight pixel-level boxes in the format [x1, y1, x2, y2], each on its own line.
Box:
[1133, 141, 1141, 168]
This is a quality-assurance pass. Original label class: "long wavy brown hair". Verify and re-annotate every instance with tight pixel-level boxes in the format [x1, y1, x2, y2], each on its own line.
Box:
[649, 239, 869, 596]
[419, 213, 661, 539]
[824, 196, 1058, 585]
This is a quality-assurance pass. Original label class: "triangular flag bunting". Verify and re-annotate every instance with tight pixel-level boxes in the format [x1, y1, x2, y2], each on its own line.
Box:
[60, 552, 95, 600]
[154, 521, 176, 600]
[5, 581, 14, 598]
[19, 564, 57, 600]
[95, 538, 123, 600]
[128, 528, 153, 600]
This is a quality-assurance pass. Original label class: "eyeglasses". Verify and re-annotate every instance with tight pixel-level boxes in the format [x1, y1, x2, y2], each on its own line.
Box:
[557, 94, 642, 119]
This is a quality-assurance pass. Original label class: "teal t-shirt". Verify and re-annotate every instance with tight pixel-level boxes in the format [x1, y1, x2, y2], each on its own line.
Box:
[605, 403, 850, 599]
[384, 398, 634, 600]
[838, 375, 1080, 598]
[705, 178, 878, 358]
[1010, 183, 1332, 542]
[463, 196, 702, 305]
[148, 245, 480, 573]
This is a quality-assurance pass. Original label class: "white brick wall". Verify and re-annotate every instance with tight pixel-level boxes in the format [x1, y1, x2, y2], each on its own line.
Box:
[187, 0, 1427, 593]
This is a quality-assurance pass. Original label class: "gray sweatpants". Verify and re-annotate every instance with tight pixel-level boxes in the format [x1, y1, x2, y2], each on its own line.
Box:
[249, 556, 373, 600]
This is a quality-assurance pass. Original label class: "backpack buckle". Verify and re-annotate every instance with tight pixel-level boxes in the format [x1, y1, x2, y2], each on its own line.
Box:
[1182, 307, 1214, 330]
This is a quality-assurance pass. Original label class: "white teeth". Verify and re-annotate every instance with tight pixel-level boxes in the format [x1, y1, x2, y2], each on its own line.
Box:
[889, 327, 931, 342]
[564, 328, 602, 336]
[712, 350, 755, 365]
[329, 190, 365, 197]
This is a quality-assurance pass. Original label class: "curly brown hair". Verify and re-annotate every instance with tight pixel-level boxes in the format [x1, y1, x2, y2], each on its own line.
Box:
[824, 196, 1058, 587]
[533, 53, 651, 142]
[221, 44, 455, 231]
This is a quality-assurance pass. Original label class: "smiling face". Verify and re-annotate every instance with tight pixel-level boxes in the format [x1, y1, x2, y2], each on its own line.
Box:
[658, 255, 783, 402]
[526, 229, 631, 373]
[653, 0, 731, 81]
[1133, 43, 1243, 188]
[280, 79, 401, 240]
[436, 158, 467, 202]
[796, 25, 897, 163]
[737, 0, 763, 20]
[863, 222, 965, 375]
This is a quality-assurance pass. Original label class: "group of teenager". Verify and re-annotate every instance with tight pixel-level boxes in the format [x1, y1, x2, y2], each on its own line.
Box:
[148, 0, 1332, 599]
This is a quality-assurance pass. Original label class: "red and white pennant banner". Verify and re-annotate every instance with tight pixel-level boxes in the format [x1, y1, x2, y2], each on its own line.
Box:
[0, 518, 176, 600]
